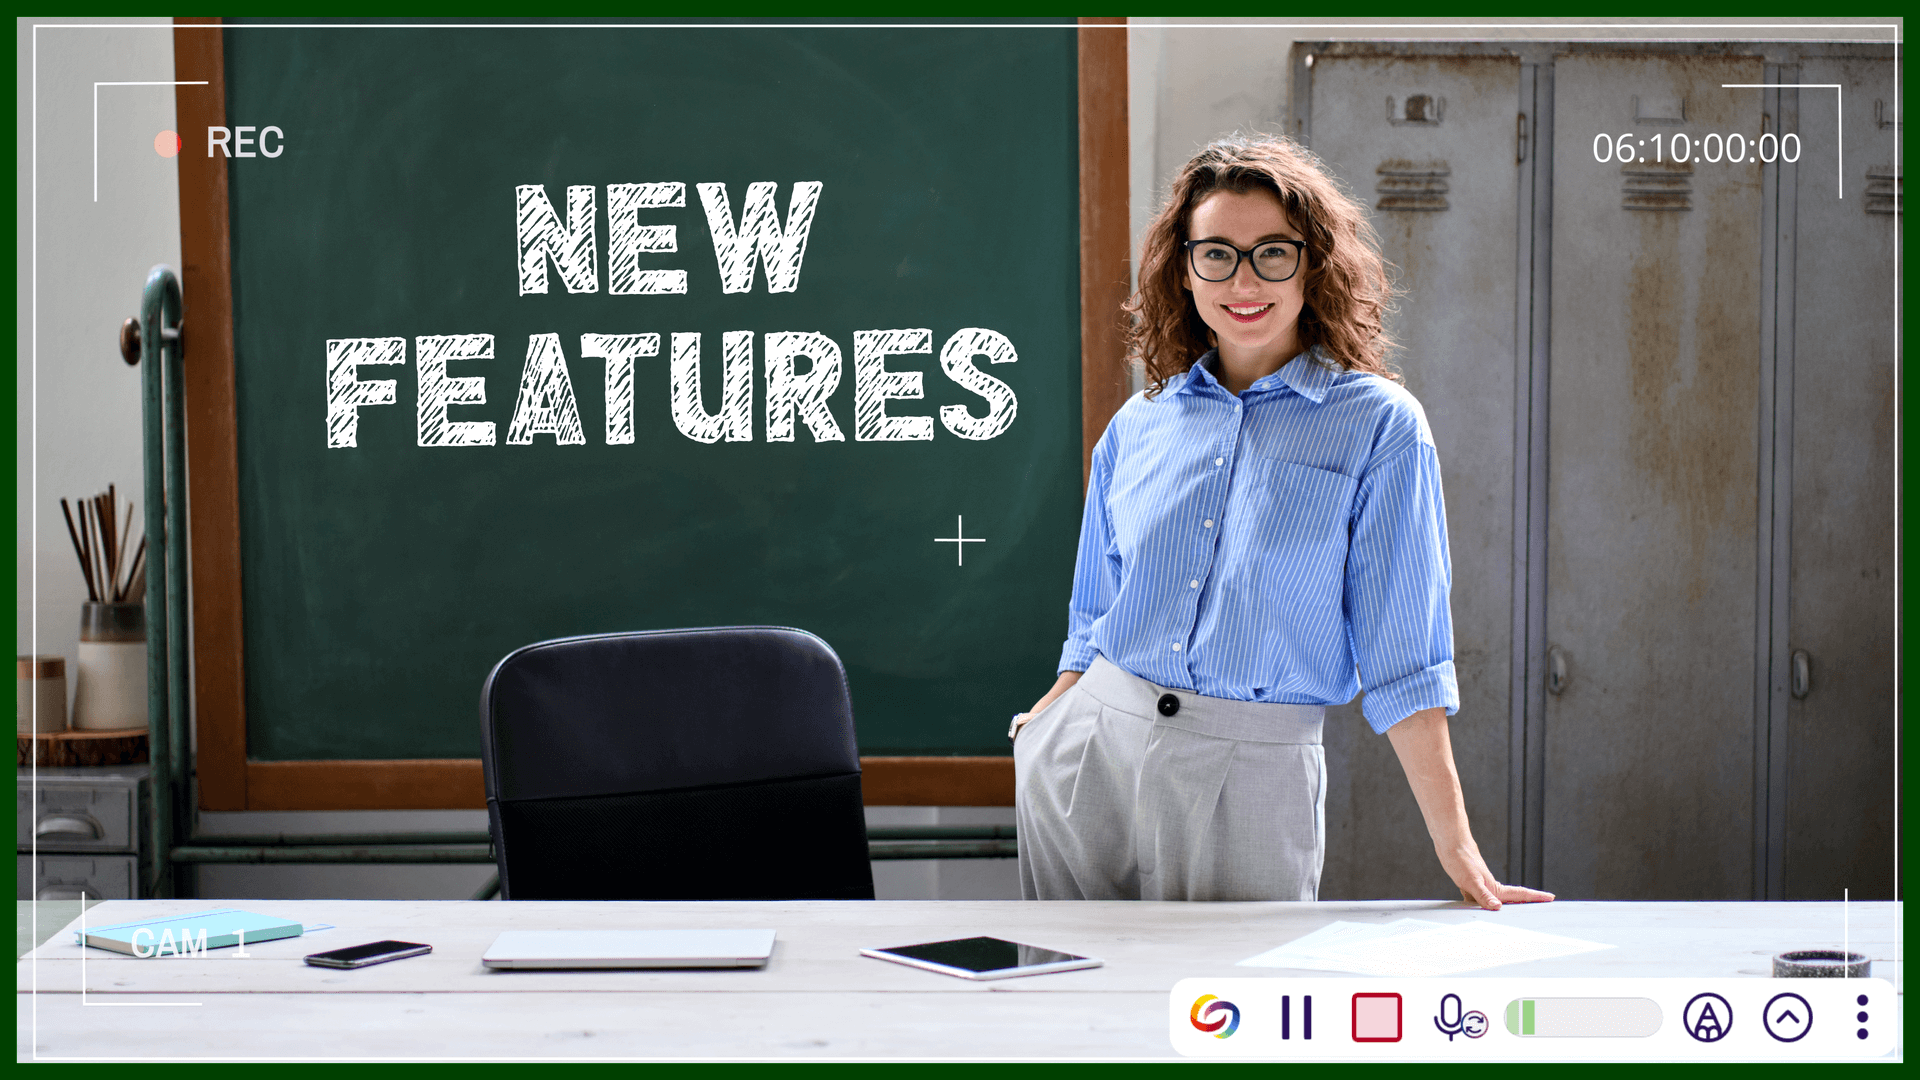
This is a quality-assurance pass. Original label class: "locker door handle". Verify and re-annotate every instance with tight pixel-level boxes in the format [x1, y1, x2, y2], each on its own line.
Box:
[1790, 650, 1811, 699]
[1517, 112, 1529, 164]
[1547, 646, 1568, 695]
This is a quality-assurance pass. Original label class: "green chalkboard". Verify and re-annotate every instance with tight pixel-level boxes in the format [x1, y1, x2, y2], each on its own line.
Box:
[221, 21, 1084, 760]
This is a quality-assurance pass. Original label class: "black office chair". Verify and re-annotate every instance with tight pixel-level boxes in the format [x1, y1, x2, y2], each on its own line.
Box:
[479, 626, 875, 900]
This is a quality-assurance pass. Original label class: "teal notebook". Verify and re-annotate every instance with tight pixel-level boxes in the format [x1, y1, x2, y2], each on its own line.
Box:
[76, 909, 304, 957]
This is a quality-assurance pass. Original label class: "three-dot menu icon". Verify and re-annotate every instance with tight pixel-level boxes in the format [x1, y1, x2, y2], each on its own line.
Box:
[1854, 992, 1870, 1041]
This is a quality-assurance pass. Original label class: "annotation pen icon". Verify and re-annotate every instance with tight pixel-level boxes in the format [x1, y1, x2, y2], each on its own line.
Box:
[1504, 998, 1663, 1038]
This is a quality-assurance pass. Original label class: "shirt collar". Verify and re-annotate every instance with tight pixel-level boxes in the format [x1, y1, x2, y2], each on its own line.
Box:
[1175, 349, 1337, 404]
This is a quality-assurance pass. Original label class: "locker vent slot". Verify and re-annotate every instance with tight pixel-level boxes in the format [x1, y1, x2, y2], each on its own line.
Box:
[1633, 94, 1686, 124]
[1376, 160, 1449, 211]
[1865, 166, 1901, 215]
[1386, 95, 1445, 126]
[1621, 160, 1692, 211]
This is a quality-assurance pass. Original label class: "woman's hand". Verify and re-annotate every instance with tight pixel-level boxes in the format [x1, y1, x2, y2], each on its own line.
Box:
[1014, 671, 1083, 739]
[1430, 833, 1554, 910]
[1386, 707, 1555, 910]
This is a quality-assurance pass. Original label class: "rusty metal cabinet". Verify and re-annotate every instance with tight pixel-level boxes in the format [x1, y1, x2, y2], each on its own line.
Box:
[1291, 41, 1897, 901]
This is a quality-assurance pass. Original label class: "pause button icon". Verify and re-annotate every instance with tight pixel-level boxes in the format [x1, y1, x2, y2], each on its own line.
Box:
[1281, 995, 1314, 1040]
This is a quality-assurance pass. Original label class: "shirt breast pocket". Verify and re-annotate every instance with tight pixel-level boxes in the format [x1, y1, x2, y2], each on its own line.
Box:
[1227, 458, 1358, 599]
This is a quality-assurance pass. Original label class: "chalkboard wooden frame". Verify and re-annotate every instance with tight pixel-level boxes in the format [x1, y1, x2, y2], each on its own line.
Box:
[172, 16, 1130, 812]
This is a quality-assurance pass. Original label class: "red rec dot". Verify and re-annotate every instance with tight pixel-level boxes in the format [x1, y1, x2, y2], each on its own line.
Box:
[154, 131, 181, 158]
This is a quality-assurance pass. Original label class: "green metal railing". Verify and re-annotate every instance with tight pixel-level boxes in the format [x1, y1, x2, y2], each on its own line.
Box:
[131, 265, 1015, 897]
[137, 265, 185, 899]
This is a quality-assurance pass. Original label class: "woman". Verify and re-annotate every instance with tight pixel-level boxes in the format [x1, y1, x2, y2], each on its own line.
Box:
[1012, 135, 1552, 911]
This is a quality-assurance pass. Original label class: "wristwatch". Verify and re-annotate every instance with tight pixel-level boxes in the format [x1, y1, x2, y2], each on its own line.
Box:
[1007, 712, 1029, 742]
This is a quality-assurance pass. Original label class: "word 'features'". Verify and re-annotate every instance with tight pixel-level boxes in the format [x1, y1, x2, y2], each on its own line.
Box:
[325, 182, 1020, 450]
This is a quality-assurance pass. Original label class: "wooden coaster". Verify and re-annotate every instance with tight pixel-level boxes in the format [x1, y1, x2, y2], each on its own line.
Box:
[16, 727, 149, 768]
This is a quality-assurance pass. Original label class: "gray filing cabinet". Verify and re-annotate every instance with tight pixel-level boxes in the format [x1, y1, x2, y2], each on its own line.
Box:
[17, 765, 150, 900]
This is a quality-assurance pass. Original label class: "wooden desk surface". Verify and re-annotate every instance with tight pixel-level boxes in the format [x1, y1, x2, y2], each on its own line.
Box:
[17, 899, 1903, 1060]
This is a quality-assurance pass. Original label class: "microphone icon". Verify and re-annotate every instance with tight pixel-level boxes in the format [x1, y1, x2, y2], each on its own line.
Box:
[1435, 993, 1488, 1041]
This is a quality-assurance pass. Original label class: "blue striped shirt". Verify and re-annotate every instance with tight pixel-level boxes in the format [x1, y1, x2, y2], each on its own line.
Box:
[1060, 349, 1457, 733]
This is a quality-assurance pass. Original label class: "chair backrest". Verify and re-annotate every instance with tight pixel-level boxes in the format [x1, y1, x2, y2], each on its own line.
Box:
[479, 626, 874, 900]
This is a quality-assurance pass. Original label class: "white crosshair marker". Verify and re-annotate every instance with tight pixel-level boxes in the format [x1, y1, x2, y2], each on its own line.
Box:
[1721, 82, 1846, 199]
[934, 515, 985, 566]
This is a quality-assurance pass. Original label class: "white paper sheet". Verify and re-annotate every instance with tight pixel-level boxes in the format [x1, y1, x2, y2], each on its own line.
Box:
[1238, 918, 1612, 976]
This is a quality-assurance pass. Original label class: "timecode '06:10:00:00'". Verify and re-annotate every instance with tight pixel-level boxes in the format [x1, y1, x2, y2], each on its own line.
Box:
[1595, 131, 1801, 165]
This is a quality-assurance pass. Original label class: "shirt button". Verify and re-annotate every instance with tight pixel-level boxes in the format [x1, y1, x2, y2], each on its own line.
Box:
[1170, 642, 1182, 651]
[1214, 457, 1224, 466]
[1189, 579, 1199, 588]
[1203, 519, 1214, 529]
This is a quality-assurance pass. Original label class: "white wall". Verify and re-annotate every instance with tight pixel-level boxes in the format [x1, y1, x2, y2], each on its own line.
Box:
[17, 17, 180, 717]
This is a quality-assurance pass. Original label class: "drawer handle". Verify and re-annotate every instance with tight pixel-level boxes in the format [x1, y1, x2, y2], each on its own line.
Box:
[36, 815, 103, 840]
[1547, 646, 1569, 696]
[36, 886, 88, 901]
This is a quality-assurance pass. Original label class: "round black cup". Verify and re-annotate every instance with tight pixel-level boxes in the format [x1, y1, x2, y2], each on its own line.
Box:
[1772, 949, 1870, 977]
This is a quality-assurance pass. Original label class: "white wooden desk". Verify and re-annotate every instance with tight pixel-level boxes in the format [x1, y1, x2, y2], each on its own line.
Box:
[17, 899, 1901, 1060]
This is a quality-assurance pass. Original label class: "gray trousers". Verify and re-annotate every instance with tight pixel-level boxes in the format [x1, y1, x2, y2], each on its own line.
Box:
[1014, 655, 1327, 901]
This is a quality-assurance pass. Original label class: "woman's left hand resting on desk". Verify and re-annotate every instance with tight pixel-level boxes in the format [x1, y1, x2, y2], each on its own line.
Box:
[1387, 708, 1555, 911]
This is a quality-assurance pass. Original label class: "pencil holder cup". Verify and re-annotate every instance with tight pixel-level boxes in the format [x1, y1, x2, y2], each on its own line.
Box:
[1772, 950, 1870, 978]
[17, 654, 68, 734]
[72, 602, 147, 731]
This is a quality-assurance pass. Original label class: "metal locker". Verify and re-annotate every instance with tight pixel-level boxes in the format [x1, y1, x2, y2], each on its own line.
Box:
[1291, 44, 1524, 898]
[1541, 51, 1768, 900]
[1775, 51, 1899, 900]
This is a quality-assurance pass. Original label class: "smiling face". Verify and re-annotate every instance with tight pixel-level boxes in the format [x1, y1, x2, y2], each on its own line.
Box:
[1182, 187, 1309, 386]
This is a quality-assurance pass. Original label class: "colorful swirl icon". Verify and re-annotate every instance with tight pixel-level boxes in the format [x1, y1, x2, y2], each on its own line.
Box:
[1190, 994, 1241, 1039]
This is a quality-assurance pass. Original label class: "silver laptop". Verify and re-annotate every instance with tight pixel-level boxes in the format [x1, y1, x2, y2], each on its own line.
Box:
[481, 929, 777, 969]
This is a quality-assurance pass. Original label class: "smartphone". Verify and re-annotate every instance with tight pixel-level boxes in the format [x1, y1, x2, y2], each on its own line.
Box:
[860, 936, 1102, 980]
[304, 940, 433, 969]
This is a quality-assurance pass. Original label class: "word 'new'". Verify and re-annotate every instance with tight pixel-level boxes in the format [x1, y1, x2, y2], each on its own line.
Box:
[326, 329, 1018, 448]
[519, 182, 820, 296]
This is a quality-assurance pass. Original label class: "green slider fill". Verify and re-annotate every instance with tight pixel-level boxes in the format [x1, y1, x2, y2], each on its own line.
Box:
[1504, 999, 1537, 1035]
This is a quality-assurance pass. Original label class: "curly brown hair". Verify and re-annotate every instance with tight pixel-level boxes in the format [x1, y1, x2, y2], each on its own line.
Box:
[1127, 134, 1400, 397]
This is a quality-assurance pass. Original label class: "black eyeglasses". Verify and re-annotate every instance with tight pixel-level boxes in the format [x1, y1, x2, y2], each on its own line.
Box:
[1183, 238, 1306, 283]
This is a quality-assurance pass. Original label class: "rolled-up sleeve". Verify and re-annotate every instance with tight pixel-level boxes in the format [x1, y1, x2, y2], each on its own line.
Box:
[1344, 440, 1458, 733]
[1059, 434, 1121, 674]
